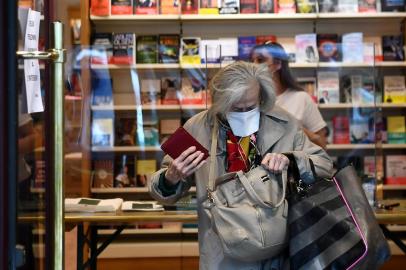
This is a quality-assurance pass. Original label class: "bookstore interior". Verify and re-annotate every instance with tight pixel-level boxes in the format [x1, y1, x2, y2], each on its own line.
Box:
[2, 0, 406, 269]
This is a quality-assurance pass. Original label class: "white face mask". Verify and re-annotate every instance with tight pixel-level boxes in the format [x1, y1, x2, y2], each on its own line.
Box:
[226, 107, 260, 137]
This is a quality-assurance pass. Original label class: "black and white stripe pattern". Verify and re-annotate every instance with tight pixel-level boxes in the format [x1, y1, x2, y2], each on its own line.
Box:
[288, 180, 366, 270]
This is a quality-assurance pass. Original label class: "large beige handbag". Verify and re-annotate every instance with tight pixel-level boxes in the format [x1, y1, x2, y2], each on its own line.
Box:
[202, 121, 288, 262]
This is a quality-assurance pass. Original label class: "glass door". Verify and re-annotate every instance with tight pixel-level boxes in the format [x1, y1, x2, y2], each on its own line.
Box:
[1, 0, 66, 269]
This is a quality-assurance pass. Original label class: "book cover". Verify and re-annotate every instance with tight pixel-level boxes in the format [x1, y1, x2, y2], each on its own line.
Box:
[160, 0, 181, 14]
[179, 69, 205, 104]
[199, 0, 219, 14]
[141, 79, 161, 104]
[317, 71, 340, 103]
[91, 74, 113, 106]
[135, 0, 158, 14]
[368, 115, 387, 143]
[350, 108, 373, 143]
[136, 121, 160, 146]
[238, 36, 257, 61]
[350, 75, 375, 104]
[200, 39, 221, 63]
[219, 37, 238, 64]
[317, 33, 341, 62]
[296, 0, 317, 13]
[255, 35, 277, 45]
[161, 76, 181, 104]
[278, 0, 296, 13]
[383, 75, 406, 103]
[114, 155, 136, 187]
[258, 0, 275, 13]
[112, 33, 135, 65]
[342, 32, 363, 63]
[382, 35, 405, 61]
[111, 0, 133, 14]
[318, 0, 338, 12]
[337, 0, 358, 12]
[358, 0, 376, 12]
[180, 37, 201, 64]
[381, 0, 405, 11]
[332, 116, 350, 144]
[136, 159, 157, 187]
[158, 34, 180, 63]
[136, 35, 158, 63]
[160, 119, 182, 135]
[295, 33, 318, 63]
[218, 0, 240, 14]
[387, 116, 406, 144]
[91, 33, 113, 65]
[93, 159, 114, 188]
[364, 36, 383, 62]
[297, 76, 317, 102]
[385, 155, 406, 185]
[91, 0, 110, 16]
[181, 0, 199, 14]
[91, 118, 114, 146]
[240, 0, 258, 13]
[115, 118, 136, 146]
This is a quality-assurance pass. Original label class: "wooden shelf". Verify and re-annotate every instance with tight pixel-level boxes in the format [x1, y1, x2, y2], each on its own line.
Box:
[318, 103, 406, 109]
[90, 13, 406, 23]
[91, 146, 161, 152]
[327, 144, 375, 150]
[91, 187, 149, 193]
[89, 61, 406, 70]
[382, 185, 406, 190]
[91, 104, 208, 111]
[327, 144, 406, 150]
[98, 227, 183, 235]
[91, 186, 197, 193]
[382, 144, 406, 149]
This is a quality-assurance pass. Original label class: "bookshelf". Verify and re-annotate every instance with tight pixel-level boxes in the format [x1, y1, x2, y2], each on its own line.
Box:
[79, 1, 406, 267]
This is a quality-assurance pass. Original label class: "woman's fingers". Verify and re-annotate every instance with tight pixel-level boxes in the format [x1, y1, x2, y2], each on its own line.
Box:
[261, 153, 289, 174]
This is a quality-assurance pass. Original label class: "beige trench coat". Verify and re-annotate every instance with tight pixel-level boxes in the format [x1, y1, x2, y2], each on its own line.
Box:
[149, 106, 334, 270]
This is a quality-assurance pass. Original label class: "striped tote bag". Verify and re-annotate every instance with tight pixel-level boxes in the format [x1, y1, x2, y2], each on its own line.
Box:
[286, 156, 390, 270]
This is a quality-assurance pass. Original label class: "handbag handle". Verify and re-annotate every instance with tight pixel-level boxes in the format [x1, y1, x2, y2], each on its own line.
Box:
[237, 169, 287, 208]
[208, 120, 219, 192]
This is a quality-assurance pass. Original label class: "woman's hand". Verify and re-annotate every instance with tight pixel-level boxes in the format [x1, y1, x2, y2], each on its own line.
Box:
[165, 146, 207, 185]
[261, 153, 290, 174]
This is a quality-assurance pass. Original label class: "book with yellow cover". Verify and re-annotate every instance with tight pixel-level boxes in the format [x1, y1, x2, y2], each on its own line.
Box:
[384, 76, 406, 103]
[180, 37, 201, 65]
[199, 0, 219, 14]
[387, 116, 406, 144]
[136, 159, 157, 187]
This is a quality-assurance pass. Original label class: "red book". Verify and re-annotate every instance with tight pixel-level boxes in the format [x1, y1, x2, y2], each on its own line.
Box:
[135, 0, 158, 14]
[91, 0, 110, 16]
[256, 35, 277, 45]
[161, 126, 209, 160]
[240, 0, 258, 13]
[333, 116, 350, 144]
[111, 0, 133, 15]
[181, 0, 198, 14]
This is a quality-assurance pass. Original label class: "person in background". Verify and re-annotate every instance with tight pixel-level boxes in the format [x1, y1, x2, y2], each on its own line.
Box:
[149, 61, 333, 270]
[250, 42, 329, 149]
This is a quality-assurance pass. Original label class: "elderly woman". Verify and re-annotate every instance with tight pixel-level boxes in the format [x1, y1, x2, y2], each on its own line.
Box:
[149, 61, 333, 270]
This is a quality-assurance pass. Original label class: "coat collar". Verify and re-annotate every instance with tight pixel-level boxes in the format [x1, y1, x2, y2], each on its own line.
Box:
[257, 106, 289, 156]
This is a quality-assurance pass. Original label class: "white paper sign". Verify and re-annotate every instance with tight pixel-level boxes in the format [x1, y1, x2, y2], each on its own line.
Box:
[24, 9, 43, 113]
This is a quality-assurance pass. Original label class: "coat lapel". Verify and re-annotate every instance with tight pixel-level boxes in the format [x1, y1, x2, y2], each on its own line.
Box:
[257, 106, 289, 155]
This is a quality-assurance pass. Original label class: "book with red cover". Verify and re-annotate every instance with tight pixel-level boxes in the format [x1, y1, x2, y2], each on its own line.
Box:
[161, 126, 209, 160]
[333, 116, 350, 144]
[91, 0, 110, 16]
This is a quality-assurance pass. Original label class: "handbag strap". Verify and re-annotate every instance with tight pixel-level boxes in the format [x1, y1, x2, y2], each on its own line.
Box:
[237, 169, 287, 208]
[208, 120, 219, 192]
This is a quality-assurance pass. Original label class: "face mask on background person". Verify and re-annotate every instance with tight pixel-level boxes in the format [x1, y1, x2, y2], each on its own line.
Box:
[226, 107, 260, 137]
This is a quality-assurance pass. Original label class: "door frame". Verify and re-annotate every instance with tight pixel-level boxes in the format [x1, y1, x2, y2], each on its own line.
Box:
[0, 0, 18, 269]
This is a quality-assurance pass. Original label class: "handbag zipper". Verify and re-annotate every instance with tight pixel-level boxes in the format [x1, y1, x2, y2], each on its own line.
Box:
[255, 205, 265, 247]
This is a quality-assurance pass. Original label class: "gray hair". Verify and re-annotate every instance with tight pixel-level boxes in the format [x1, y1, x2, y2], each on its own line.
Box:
[209, 61, 276, 118]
